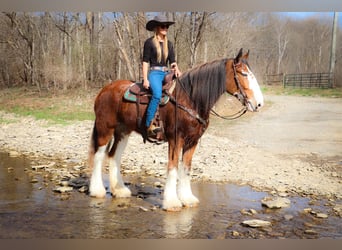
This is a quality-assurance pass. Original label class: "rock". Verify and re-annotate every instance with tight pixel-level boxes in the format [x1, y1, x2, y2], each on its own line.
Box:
[231, 231, 240, 237]
[9, 151, 20, 157]
[53, 186, 73, 193]
[303, 208, 312, 213]
[333, 204, 342, 217]
[284, 214, 294, 221]
[78, 186, 88, 193]
[31, 162, 56, 170]
[60, 180, 70, 187]
[241, 208, 258, 215]
[138, 206, 149, 212]
[250, 209, 258, 215]
[261, 197, 291, 209]
[242, 219, 272, 228]
[304, 222, 315, 227]
[30, 178, 39, 183]
[304, 229, 317, 235]
[31, 165, 46, 170]
[315, 213, 328, 219]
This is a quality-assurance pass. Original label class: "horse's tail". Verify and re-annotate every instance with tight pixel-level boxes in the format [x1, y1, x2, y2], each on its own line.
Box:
[88, 122, 99, 170]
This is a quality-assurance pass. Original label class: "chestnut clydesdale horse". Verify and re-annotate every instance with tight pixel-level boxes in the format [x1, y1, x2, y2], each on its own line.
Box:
[88, 48, 264, 211]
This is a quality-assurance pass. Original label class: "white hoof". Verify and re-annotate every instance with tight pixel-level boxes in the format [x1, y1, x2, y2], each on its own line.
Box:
[89, 184, 106, 198]
[111, 186, 132, 198]
[179, 194, 199, 208]
[163, 197, 183, 212]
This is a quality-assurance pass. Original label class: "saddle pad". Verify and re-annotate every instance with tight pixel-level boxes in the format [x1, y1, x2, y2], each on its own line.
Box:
[123, 83, 169, 105]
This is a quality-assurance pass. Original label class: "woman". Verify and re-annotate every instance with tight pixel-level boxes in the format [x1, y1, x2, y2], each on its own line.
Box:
[142, 15, 181, 137]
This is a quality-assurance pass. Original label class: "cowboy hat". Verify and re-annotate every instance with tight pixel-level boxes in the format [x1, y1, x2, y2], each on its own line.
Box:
[146, 15, 175, 31]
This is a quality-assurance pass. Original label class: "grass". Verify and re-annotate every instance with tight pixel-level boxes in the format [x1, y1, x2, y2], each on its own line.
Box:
[0, 85, 341, 125]
[261, 85, 342, 98]
[0, 87, 95, 125]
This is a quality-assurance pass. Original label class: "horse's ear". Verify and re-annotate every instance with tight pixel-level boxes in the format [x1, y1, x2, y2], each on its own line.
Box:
[242, 49, 250, 60]
[234, 48, 243, 63]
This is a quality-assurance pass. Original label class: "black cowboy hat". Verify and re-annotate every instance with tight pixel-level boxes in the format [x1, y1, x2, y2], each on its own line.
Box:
[146, 15, 175, 31]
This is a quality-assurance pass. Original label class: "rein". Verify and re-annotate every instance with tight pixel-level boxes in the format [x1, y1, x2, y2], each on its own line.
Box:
[168, 93, 207, 126]
[210, 106, 247, 120]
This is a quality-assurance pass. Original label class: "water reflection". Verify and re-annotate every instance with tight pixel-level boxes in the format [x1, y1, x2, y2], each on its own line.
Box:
[0, 152, 33, 209]
[163, 207, 198, 238]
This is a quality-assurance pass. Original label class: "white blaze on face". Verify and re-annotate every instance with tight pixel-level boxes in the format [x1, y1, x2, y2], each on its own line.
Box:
[246, 66, 264, 110]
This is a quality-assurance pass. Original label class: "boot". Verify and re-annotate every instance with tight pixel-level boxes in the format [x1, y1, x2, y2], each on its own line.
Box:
[147, 123, 161, 138]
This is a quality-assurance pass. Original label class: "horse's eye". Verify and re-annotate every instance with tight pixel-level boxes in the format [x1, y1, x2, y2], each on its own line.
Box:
[241, 72, 248, 77]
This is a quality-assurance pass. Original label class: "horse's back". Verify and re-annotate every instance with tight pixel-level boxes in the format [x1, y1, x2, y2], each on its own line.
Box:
[95, 79, 132, 104]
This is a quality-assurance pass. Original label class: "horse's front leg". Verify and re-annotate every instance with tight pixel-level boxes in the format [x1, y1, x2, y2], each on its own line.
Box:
[108, 135, 131, 198]
[178, 143, 199, 207]
[163, 139, 183, 211]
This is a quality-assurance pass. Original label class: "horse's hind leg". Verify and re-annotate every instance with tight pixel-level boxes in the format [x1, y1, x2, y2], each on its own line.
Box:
[108, 134, 131, 198]
[89, 123, 113, 198]
[178, 143, 199, 207]
[89, 144, 107, 198]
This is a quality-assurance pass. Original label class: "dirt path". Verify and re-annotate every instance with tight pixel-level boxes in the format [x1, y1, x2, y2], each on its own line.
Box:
[0, 94, 341, 199]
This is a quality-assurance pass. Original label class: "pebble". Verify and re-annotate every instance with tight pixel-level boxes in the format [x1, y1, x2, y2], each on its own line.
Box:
[261, 197, 291, 209]
[333, 204, 342, 217]
[303, 208, 312, 213]
[53, 186, 73, 193]
[30, 178, 39, 183]
[138, 206, 149, 212]
[241, 208, 258, 215]
[304, 222, 315, 227]
[9, 151, 20, 157]
[315, 213, 328, 219]
[231, 231, 240, 237]
[78, 186, 88, 193]
[284, 214, 294, 221]
[304, 229, 317, 235]
[60, 181, 70, 187]
[241, 219, 272, 228]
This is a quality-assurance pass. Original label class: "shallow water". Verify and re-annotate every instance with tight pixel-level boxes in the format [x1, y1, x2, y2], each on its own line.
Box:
[0, 152, 341, 239]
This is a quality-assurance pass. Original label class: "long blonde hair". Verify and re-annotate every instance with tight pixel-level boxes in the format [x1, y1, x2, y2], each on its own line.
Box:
[152, 33, 168, 63]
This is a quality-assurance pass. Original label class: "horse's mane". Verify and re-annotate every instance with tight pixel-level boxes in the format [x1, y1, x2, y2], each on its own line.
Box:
[177, 58, 228, 118]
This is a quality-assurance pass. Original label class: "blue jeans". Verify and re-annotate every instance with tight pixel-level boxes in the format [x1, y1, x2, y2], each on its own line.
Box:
[145, 70, 167, 127]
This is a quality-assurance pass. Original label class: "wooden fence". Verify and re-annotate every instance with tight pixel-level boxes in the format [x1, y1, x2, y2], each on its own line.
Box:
[264, 73, 284, 85]
[264, 73, 334, 88]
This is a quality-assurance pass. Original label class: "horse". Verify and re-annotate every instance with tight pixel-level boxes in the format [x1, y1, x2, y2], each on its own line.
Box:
[88, 48, 264, 211]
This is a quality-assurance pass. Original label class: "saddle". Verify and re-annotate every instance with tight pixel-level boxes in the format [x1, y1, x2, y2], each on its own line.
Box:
[123, 72, 176, 105]
[123, 71, 176, 144]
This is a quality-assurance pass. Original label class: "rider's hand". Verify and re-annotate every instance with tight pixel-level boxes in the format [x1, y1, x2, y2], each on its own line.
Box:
[143, 79, 150, 89]
[172, 64, 181, 77]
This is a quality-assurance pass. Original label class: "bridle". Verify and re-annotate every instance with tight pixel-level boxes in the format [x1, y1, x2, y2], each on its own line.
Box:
[169, 60, 255, 125]
[210, 61, 254, 120]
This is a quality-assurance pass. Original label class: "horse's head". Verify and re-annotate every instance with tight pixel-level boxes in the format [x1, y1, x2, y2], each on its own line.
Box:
[226, 48, 264, 112]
